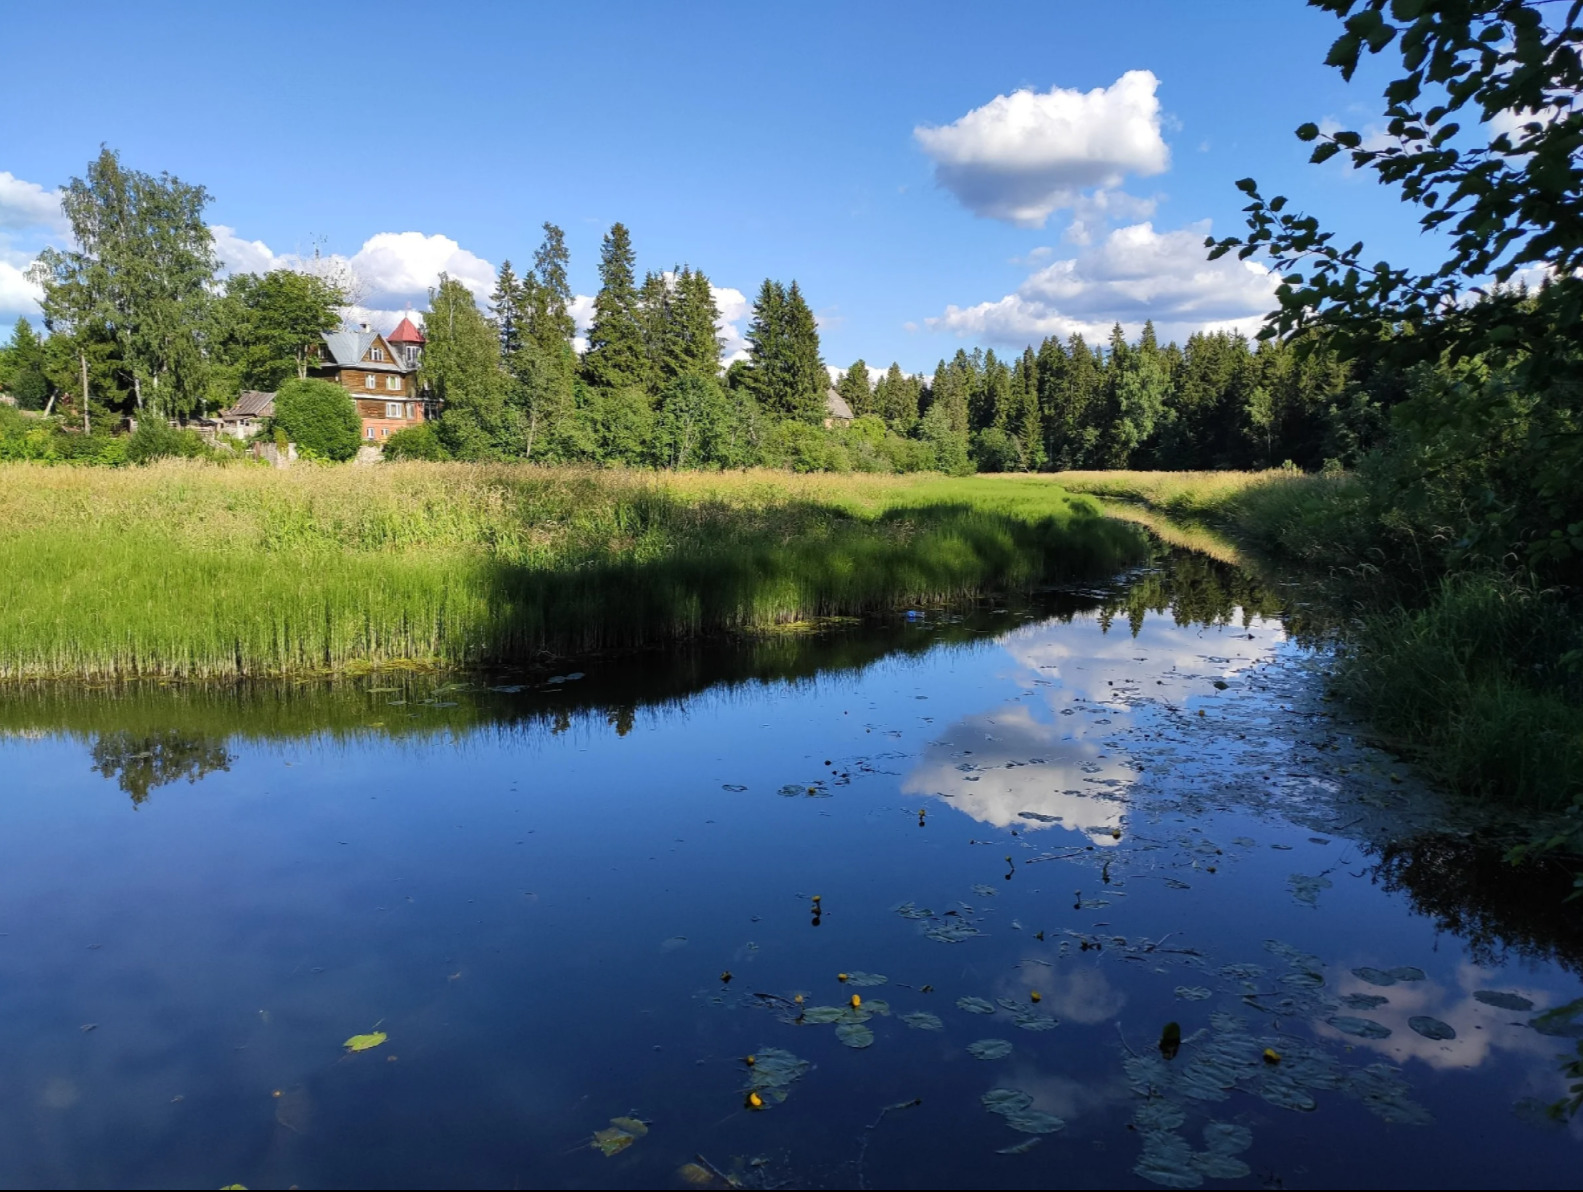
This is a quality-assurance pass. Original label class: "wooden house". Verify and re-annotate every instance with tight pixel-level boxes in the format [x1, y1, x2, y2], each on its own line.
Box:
[307, 316, 434, 444]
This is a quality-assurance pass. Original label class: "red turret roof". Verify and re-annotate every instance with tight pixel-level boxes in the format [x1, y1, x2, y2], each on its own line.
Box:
[388, 316, 425, 344]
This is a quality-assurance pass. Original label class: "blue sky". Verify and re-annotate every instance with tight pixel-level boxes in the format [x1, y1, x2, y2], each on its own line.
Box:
[0, 0, 1431, 372]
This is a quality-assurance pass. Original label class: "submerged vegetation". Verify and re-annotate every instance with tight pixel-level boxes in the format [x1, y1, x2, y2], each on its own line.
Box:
[0, 463, 1143, 680]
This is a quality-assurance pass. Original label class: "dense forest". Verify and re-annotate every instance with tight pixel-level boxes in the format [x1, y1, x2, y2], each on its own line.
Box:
[0, 148, 1387, 475]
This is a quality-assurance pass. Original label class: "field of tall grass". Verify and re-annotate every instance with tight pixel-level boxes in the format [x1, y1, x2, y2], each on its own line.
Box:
[0, 462, 1145, 679]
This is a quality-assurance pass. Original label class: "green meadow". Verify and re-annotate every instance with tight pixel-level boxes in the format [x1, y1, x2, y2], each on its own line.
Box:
[0, 462, 1144, 680]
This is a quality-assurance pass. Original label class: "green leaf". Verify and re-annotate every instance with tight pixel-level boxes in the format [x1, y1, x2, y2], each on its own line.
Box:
[1296, 122, 1321, 142]
[343, 1031, 387, 1052]
[1234, 177, 1260, 196]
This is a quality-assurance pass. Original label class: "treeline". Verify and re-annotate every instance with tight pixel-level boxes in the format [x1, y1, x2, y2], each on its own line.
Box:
[0, 145, 1394, 475]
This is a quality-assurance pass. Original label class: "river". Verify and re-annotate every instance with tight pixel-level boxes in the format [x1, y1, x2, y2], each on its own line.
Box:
[1, 548, 1579, 1188]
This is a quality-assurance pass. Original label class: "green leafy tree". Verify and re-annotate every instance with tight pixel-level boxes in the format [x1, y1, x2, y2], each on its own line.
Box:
[271, 378, 361, 461]
[216, 270, 344, 391]
[383, 422, 450, 460]
[656, 373, 734, 468]
[32, 147, 216, 424]
[515, 223, 577, 461]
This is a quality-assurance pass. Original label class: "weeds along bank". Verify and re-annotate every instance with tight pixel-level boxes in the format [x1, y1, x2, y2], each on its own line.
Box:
[1050, 470, 1583, 817]
[0, 462, 1144, 680]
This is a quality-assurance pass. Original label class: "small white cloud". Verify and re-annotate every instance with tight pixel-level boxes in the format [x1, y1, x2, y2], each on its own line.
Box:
[210, 224, 278, 276]
[0, 172, 66, 234]
[926, 220, 1278, 345]
[347, 231, 495, 308]
[711, 284, 752, 364]
[0, 259, 44, 323]
[914, 71, 1169, 227]
[568, 293, 596, 355]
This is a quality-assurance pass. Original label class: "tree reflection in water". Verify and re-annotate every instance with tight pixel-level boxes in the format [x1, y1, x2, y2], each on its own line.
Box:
[89, 730, 234, 806]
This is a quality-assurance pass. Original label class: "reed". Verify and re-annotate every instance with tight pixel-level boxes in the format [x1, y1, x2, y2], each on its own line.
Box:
[0, 462, 1144, 679]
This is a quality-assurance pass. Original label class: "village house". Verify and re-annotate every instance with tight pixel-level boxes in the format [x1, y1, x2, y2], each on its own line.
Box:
[214, 316, 435, 448]
[307, 316, 433, 444]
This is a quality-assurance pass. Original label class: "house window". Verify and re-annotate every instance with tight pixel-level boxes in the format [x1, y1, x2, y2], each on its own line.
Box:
[370, 347, 384, 362]
[404, 403, 414, 420]
[381, 426, 389, 437]
[386, 376, 400, 391]
[365, 426, 375, 439]
[364, 374, 376, 389]
[385, 402, 402, 419]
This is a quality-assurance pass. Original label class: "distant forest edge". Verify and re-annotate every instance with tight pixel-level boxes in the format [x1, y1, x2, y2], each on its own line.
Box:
[4, 147, 1375, 476]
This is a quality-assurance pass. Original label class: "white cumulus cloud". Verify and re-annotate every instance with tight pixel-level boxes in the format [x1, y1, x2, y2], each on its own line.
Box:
[915, 71, 1170, 227]
[0, 172, 66, 234]
[926, 220, 1279, 346]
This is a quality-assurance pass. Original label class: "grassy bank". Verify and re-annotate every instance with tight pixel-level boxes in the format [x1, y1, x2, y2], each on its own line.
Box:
[0, 463, 1144, 679]
[1052, 469, 1583, 814]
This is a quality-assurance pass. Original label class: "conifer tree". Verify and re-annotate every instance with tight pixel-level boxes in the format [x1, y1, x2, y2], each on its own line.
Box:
[512, 223, 577, 461]
[1, 317, 50, 409]
[782, 282, 827, 423]
[582, 223, 645, 391]
[637, 269, 673, 391]
[837, 359, 872, 416]
[670, 268, 722, 379]
[1035, 336, 1069, 468]
[424, 274, 513, 459]
[877, 362, 918, 430]
[491, 261, 524, 359]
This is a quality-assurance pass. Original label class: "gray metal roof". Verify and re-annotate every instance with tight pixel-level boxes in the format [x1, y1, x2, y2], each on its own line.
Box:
[222, 390, 275, 418]
[825, 388, 854, 421]
[320, 328, 415, 373]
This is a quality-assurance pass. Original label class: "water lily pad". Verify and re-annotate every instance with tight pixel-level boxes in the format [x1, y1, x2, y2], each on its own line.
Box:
[660, 936, 688, 952]
[1004, 1108, 1065, 1134]
[721, 784, 748, 792]
[1474, 989, 1534, 1012]
[901, 1011, 943, 1031]
[836, 1022, 875, 1049]
[1133, 1099, 1186, 1132]
[844, 971, 887, 987]
[1351, 967, 1399, 987]
[982, 1088, 1033, 1115]
[1174, 986, 1213, 1001]
[745, 1047, 809, 1107]
[801, 1005, 849, 1024]
[1013, 1013, 1059, 1031]
[591, 1115, 648, 1156]
[957, 996, 996, 1014]
[1193, 1154, 1251, 1180]
[925, 921, 982, 943]
[1387, 966, 1426, 982]
[1201, 1122, 1252, 1155]
[1287, 873, 1332, 907]
[1341, 993, 1389, 1010]
[893, 902, 935, 920]
[1328, 1015, 1391, 1039]
[1408, 1016, 1456, 1041]
[1135, 1130, 1203, 1189]
[968, 1038, 1013, 1060]
[343, 1031, 387, 1052]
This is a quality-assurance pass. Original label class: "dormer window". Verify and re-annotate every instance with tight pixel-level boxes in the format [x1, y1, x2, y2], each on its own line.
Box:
[370, 347, 385, 362]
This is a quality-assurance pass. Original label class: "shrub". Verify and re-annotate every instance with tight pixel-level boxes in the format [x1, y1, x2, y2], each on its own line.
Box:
[383, 422, 450, 461]
[126, 420, 208, 465]
[271, 379, 360, 462]
[973, 427, 1023, 473]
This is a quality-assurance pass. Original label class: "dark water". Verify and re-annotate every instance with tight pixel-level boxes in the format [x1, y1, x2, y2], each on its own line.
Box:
[2, 553, 1580, 1190]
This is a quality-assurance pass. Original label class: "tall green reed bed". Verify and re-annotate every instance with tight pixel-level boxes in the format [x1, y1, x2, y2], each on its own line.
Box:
[0, 463, 1144, 679]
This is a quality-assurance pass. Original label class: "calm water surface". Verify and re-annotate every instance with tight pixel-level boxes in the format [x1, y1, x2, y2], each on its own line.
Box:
[2, 554, 1580, 1189]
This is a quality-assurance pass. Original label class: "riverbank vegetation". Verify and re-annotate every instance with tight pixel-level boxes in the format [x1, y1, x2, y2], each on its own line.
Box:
[0, 463, 1142, 680]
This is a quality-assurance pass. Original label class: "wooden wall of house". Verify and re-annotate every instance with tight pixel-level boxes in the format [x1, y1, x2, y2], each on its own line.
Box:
[333, 369, 412, 398]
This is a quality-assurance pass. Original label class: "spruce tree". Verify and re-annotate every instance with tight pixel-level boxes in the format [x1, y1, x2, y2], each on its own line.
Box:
[745, 280, 788, 413]
[671, 267, 722, 379]
[424, 273, 513, 459]
[637, 269, 673, 392]
[491, 261, 524, 359]
[3, 317, 52, 409]
[878, 362, 918, 430]
[1035, 336, 1069, 468]
[783, 282, 827, 424]
[582, 223, 646, 391]
[837, 359, 871, 416]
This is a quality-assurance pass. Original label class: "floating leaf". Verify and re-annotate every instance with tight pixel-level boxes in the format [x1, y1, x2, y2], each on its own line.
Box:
[1341, 993, 1389, 1010]
[901, 1011, 943, 1031]
[957, 996, 996, 1014]
[1174, 986, 1213, 1002]
[1408, 1016, 1456, 1041]
[844, 971, 888, 987]
[925, 921, 982, 943]
[660, 936, 688, 952]
[744, 1047, 809, 1107]
[836, 1022, 875, 1049]
[1473, 989, 1534, 1012]
[1351, 967, 1399, 987]
[982, 1088, 1033, 1115]
[1327, 1015, 1391, 1039]
[968, 1038, 1013, 1060]
[1387, 966, 1426, 982]
[677, 1161, 717, 1185]
[801, 1006, 852, 1024]
[971, 884, 998, 897]
[1004, 1108, 1065, 1134]
[1287, 873, 1332, 907]
[343, 1031, 387, 1053]
[1133, 1099, 1186, 1132]
[1201, 1121, 1251, 1155]
[721, 784, 748, 792]
[591, 1115, 648, 1156]
[1135, 1130, 1203, 1188]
